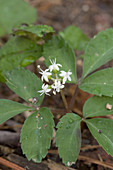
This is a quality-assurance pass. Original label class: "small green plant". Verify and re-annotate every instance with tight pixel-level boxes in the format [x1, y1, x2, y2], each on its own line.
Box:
[1, 24, 113, 166]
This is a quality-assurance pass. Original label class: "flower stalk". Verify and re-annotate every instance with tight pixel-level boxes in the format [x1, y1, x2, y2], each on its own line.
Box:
[60, 89, 69, 111]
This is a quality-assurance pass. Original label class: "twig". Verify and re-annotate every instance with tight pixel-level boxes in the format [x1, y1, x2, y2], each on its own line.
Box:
[80, 145, 101, 151]
[98, 154, 103, 162]
[48, 150, 113, 169]
[60, 89, 69, 111]
[69, 85, 79, 111]
[0, 157, 25, 170]
[48, 145, 101, 154]
[78, 155, 113, 170]
[48, 107, 66, 114]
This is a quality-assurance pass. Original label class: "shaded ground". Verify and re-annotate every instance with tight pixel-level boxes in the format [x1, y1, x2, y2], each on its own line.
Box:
[1, 0, 113, 169]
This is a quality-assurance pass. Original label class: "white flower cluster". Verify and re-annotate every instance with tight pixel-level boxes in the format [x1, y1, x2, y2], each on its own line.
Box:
[38, 58, 72, 96]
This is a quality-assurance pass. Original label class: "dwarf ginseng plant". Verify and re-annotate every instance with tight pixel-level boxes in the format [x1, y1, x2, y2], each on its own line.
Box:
[1, 24, 113, 166]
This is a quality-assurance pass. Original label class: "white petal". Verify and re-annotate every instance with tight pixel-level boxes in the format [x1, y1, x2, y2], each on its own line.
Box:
[53, 90, 56, 95]
[45, 68, 50, 72]
[59, 71, 66, 77]
[45, 92, 50, 96]
[38, 90, 43, 93]
[68, 76, 71, 81]
[46, 88, 51, 93]
[41, 76, 44, 81]
[39, 71, 43, 75]
[49, 65, 53, 72]
[61, 84, 64, 88]
[56, 88, 60, 92]
[63, 77, 67, 84]
[68, 72, 72, 75]
[44, 76, 49, 82]
[51, 84, 55, 89]
[40, 92, 44, 96]
[57, 64, 62, 67]
[55, 65, 59, 71]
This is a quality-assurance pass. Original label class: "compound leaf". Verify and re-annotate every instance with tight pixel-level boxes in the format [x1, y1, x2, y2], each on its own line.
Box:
[4, 68, 43, 105]
[82, 28, 113, 78]
[0, 99, 31, 124]
[79, 68, 113, 97]
[20, 107, 54, 162]
[56, 113, 81, 166]
[85, 118, 113, 157]
[83, 96, 113, 118]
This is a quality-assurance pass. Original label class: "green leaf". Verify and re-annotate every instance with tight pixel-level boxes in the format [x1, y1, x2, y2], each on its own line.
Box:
[20, 107, 54, 162]
[79, 68, 113, 97]
[59, 25, 89, 51]
[56, 113, 81, 166]
[13, 24, 55, 42]
[85, 118, 113, 157]
[82, 28, 113, 78]
[4, 68, 43, 105]
[0, 0, 37, 36]
[0, 36, 42, 82]
[43, 36, 77, 83]
[0, 99, 31, 124]
[0, 36, 42, 61]
[83, 96, 113, 118]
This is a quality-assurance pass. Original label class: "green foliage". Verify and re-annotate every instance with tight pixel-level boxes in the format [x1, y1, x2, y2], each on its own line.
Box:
[4, 68, 43, 105]
[43, 36, 77, 83]
[13, 24, 55, 42]
[79, 68, 113, 97]
[59, 25, 89, 51]
[0, 0, 37, 36]
[82, 28, 113, 78]
[0, 36, 42, 82]
[0, 99, 31, 124]
[56, 113, 81, 165]
[1, 23, 113, 166]
[20, 108, 54, 162]
[83, 96, 113, 118]
[85, 118, 113, 157]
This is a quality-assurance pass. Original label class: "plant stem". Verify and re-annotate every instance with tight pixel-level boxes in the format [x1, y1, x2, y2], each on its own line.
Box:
[69, 85, 79, 111]
[60, 89, 69, 111]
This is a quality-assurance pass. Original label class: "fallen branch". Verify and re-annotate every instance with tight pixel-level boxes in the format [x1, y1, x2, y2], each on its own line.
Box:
[48, 149, 113, 169]
[80, 145, 101, 151]
[0, 157, 25, 170]
[78, 155, 113, 170]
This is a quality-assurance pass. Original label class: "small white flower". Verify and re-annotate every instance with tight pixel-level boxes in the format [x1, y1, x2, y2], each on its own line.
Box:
[39, 68, 52, 82]
[38, 84, 51, 96]
[53, 90, 56, 95]
[49, 58, 62, 72]
[51, 79, 64, 94]
[59, 70, 72, 84]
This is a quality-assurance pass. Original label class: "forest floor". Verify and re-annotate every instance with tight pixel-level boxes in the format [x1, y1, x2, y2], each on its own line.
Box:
[1, 0, 113, 169]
